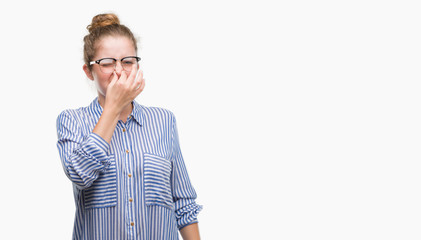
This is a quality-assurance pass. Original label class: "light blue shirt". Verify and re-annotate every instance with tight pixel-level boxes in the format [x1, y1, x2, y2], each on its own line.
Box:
[56, 97, 202, 239]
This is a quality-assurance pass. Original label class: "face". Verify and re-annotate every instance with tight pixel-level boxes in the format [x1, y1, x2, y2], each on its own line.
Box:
[83, 35, 137, 97]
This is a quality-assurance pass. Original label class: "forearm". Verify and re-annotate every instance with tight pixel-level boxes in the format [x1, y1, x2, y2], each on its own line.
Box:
[180, 222, 200, 240]
[57, 107, 120, 189]
[60, 132, 114, 189]
[92, 107, 120, 144]
[57, 109, 118, 189]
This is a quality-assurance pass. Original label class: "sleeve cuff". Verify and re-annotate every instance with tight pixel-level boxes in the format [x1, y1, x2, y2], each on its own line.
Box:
[175, 202, 203, 230]
[68, 132, 114, 188]
[72, 132, 112, 171]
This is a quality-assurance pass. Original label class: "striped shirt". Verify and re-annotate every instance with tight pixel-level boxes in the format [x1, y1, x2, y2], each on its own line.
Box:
[56, 97, 203, 240]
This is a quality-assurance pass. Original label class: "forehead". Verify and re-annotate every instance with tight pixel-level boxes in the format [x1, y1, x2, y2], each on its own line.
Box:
[94, 35, 136, 59]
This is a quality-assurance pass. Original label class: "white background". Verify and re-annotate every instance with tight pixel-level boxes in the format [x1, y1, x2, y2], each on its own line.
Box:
[0, 0, 420, 239]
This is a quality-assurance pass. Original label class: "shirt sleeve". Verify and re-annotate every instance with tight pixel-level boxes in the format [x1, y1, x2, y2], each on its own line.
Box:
[56, 110, 114, 190]
[170, 114, 203, 230]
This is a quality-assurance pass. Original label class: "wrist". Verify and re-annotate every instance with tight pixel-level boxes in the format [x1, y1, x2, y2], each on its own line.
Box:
[102, 107, 120, 122]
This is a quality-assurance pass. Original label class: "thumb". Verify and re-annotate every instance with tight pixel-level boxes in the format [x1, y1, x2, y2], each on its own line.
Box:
[109, 71, 118, 85]
[106, 72, 118, 92]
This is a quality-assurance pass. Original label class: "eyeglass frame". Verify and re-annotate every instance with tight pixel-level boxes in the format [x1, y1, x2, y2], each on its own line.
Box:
[89, 56, 141, 73]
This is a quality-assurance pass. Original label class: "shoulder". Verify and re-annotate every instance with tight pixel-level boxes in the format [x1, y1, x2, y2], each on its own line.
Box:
[139, 104, 177, 122]
[56, 105, 90, 128]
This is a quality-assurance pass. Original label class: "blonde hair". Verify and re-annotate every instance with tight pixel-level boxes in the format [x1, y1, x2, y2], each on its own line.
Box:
[83, 13, 138, 71]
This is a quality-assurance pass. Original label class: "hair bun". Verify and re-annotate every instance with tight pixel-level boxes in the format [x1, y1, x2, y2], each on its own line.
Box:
[87, 13, 120, 33]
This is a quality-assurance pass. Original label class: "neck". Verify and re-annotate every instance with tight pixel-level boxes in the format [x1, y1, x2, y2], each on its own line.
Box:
[98, 94, 133, 119]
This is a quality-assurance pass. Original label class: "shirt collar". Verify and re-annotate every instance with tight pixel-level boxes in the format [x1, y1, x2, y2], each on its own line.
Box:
[89, 96, 144, 126]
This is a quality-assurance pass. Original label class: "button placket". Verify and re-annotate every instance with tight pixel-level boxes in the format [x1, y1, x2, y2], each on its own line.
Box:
[122, 122, 136, 233]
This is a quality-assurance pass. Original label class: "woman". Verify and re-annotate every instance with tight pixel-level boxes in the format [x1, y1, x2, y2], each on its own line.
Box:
[56, 13, 202, 240]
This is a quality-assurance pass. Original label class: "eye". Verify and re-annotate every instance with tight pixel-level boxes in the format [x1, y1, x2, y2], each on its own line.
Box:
[99, 59, 115, 67]
[122, 59, 136, 65]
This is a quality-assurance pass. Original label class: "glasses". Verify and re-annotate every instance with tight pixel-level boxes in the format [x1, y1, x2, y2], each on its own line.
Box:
[89, 56, 141, 74]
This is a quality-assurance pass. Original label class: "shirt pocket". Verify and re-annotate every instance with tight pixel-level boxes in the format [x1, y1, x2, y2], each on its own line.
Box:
[83, 154, 118, 210]
[143, 153, 174, 209]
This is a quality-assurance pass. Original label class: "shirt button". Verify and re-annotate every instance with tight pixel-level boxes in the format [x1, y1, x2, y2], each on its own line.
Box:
[126, 149, 129, 153]
[129, 198, 133, 202]
[129, 116, 132, 119]
[123, 128, 126, 132]
[128, 173, 132, 178]
[131, 222, 134, 226]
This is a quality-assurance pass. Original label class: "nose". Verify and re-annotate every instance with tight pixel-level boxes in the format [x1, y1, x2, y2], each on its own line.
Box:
[114, 61, 124, 74]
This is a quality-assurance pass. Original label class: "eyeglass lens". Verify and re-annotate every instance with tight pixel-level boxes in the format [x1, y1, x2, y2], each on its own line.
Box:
[99, 57, 139, 73]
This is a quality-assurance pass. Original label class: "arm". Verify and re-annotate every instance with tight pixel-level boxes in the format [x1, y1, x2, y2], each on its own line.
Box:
[92, 107, 120, 144]
[170, 114, 203, 235]
[56, 67, 144, 189]
[180, 222, 201, 240]
[56, 109, 119, 189]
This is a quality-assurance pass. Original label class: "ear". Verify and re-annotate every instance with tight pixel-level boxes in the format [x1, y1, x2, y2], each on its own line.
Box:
[83, 64, 94, 80]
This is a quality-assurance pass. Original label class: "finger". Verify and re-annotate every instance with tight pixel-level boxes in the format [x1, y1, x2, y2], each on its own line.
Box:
[119, 70, 128, 83]
[134, 78, 145, 96]
[132, 68, 143, 89]
[108, 71, 118, 87]
[133, 70, 143, 89]
[112, 71, 118, 82]
[127, 64, 138, 85]
[134, 78, 145, 97]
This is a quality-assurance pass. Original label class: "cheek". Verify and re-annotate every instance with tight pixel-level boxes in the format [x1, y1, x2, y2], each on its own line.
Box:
[95, 73, 113, 85]
[92, 73, 113, 94]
